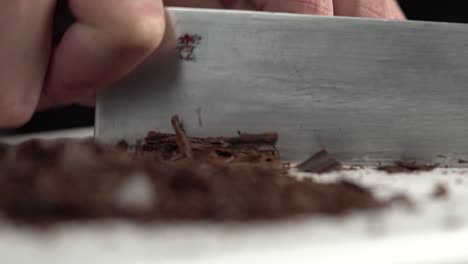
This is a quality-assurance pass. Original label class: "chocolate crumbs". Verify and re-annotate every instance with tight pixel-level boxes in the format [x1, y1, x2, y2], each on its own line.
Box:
[432, 183, 449, 199]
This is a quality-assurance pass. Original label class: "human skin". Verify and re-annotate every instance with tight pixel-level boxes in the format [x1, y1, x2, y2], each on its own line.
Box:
[0, 0, 404, 127]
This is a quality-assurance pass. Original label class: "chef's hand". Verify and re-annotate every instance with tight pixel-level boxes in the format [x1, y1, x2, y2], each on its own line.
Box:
[1, 0, 165, 127]
[0, 0, 404, 128]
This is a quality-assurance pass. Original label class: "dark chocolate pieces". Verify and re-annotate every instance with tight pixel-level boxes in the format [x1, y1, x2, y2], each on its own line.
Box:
[137, 129, 280, 165]
[171, 115, 193, 159]
[296, 149, 342, 174]
[432, 183, 449, 199]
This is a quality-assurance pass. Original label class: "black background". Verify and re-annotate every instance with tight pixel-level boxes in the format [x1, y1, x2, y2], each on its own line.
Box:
[7, 0, 468, 134]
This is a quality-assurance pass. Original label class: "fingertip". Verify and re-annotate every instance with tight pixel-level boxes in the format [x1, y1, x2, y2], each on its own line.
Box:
[36, 96, 52, 112]
[112, 2, 166, 57]
[0, 78, 43, 127]
[0, 99, 36, 128]
[70, 0, 166, 58]
[77, 97, 96, 108]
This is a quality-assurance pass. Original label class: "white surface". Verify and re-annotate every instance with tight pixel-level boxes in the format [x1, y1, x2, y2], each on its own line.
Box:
[1, 129, 468, 264]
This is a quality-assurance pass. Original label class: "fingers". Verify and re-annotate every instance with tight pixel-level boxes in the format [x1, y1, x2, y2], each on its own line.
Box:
[165, 0, 333, 14]
[260, 0, 333, 15]
[0, 0, 55, 127]
[38, 0, 165, 108]
[333, 0, 405, 20]
[166, 0, 404, 18]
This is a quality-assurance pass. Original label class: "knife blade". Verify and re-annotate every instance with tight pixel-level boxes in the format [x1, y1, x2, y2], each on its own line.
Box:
[95, 7, 468, 165]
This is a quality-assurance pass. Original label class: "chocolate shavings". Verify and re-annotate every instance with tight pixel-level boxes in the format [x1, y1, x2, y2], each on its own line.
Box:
[296, 149, 342, 174]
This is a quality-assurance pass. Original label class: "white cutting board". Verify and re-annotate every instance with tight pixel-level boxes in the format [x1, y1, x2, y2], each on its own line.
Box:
[1, 128, 468, 264]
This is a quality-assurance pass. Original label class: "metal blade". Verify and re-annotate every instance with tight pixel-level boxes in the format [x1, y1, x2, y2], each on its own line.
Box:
[95, 7, 468, 165]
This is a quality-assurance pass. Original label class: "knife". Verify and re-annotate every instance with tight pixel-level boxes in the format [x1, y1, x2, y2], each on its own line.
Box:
[95, 7, 468, 165]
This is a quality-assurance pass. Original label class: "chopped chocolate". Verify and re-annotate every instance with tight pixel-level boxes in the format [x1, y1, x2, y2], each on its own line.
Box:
[171, 115, 193, 159]
[137, 129, 280, 165]
[0, 116, 388, 225]
[296, 149, 342, 174]
[432, 183, 449, 199]
[377, 160, 439, 173]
